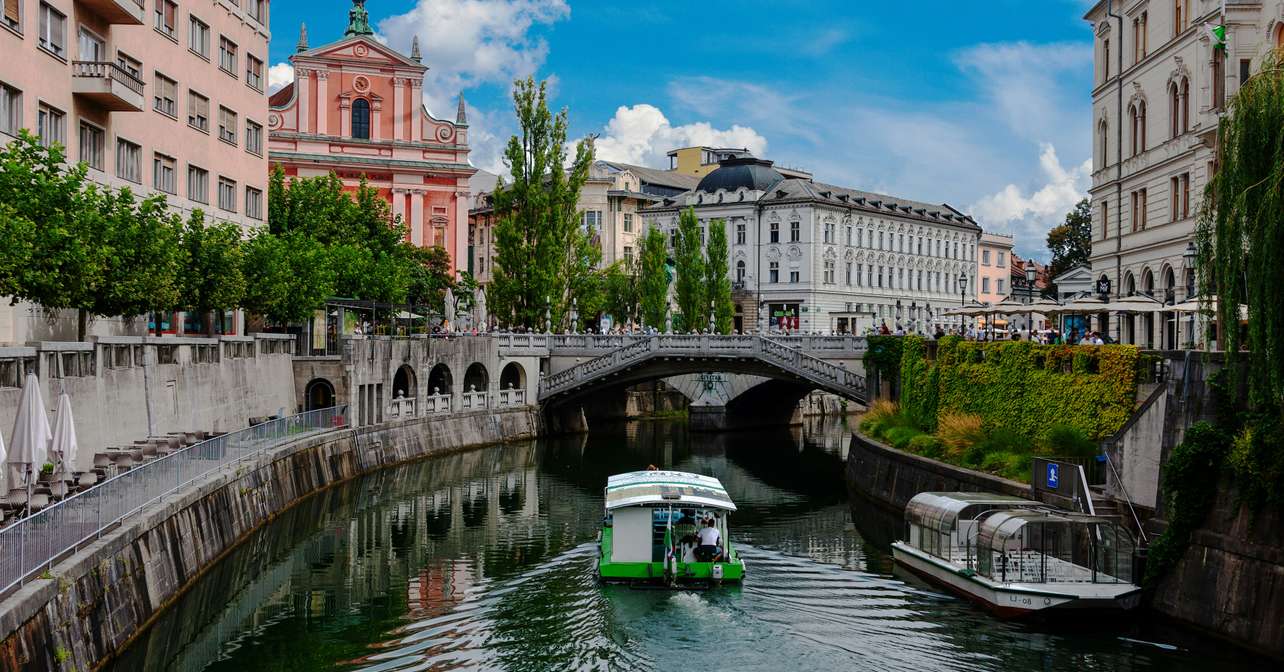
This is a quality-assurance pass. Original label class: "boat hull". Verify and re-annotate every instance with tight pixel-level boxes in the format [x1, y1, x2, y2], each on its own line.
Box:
[892, 542, 1141, 618]
[598, 526, 744, 584]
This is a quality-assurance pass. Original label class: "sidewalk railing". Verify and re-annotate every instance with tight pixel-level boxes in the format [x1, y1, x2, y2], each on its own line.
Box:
[0, 405, 348, 596]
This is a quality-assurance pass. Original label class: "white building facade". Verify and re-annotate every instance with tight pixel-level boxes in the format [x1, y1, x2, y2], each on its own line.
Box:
[641, 158, 982, 334]
[1085, 0, 1284, 348]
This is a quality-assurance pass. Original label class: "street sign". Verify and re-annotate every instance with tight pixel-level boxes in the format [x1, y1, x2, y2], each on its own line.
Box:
[1046, 463, 1060, 489]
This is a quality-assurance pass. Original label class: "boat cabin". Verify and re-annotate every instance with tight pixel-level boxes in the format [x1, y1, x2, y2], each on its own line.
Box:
[904, 492, 1039, 566]
[975, 510, 1136, 585]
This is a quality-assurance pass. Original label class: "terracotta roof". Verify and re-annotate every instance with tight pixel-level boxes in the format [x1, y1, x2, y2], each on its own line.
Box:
[268, 83, 294, 108]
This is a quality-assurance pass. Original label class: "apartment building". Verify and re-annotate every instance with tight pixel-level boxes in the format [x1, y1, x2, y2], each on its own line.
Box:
[0, 0, 271, 340]
[977, 232, 1014, 306]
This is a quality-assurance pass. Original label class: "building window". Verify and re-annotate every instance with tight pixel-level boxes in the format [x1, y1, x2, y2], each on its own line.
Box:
[217, 177, 236, 211]
[1212, 48, 1225, 110]
[845, 262, 852, 286]
[768, 261, 779, 283]
[1171, 173, 1190, 221]
[155, 0, 177, 38]
[351, 98, 370, 139]
[116, 52, 141, 79]
[115, 138, 141, 183]
[769, 221, 779, 243]
[1174, 0, 1186, 35]
[823, 221, 834, 244]
[982, 277, 991, 293]
[982, 249, 991, 266]
[154, 74, 177, 118]
[78, 26, 104, 60]
[1239, 59, 1251, 90]
[789, 270, 800, 284]
[581, 210, 601, 229]
[1179, 77, 1189, 133]
[1102, 39, 1110, 82]
[823, 260, 835, 284]
[245, 186, 263, 219]
[153, 153, 176, 194]
[623, 245, 633, 262]
[188, 91, 209, 132]
[0, 83, 20, 136]
[1133, 12, 1147, 63]
[1100, 200, 1109, 239]
[218, 106, 237, 144]
[38, 3, 65, 58]
[246, 55, 264, 91]
[623, 213, 633, 233]
[188, 165, 209, 203]
[736, 260, 745, 283]
[997, 278, 1005, 294]
[248, 0, 266, 24]
[189, 17, 209, 59]
[735, 221, 745, 244]
[997, 251, 1005, 266]
[1131, 188, 1148, 231]
[789, 221, 800, 242]
[877, 266, 884, 288]
[78, 122, 103, 170]
[36, 103, 64, 147]
[3, 0, 20, 32]
[245, 120, 262, 155]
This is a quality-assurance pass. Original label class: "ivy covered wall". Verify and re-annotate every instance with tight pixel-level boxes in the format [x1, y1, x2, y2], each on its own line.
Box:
[897, 336, 1142, 441]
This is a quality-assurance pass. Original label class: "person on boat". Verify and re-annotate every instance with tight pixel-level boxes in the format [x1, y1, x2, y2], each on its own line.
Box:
[674, 509, 699, 562]
[695, 518, 723, 562]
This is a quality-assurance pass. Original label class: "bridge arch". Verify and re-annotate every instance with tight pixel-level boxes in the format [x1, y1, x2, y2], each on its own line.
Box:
[393, 364, 416, 399]
[428, 363, 453, 395]
[304, 378, 335, 411]
[464, 363, 490, 393]
[499, 361, 526, 390]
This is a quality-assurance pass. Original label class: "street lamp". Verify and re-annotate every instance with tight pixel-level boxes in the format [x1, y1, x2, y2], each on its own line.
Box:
[1025, 262, 1037, 335]
[1183, 240, 1197, 348]
[958, 274, 967, 329]
[910, 301, 917, 333]
[896, 300, 903, 330]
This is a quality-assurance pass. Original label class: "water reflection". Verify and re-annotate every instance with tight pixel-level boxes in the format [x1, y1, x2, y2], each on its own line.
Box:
[110, 417, 1264, 672]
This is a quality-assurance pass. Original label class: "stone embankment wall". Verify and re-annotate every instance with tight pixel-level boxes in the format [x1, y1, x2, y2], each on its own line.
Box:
[1151, 477, 1284, 660]
[0, 407, 540, 672]
[845, 430, 1028, 512]
[0, 335, 297, 476]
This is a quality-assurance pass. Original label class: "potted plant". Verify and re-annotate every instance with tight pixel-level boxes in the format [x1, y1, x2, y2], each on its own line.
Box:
[39, 462, 55, 482]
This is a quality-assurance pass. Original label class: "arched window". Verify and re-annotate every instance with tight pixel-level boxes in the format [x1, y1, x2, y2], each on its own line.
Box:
[1276, 24, 1284, 50]
[1098, 119, 1109, 166]
[1168, 82, 1180, 138]
[351, 98, 370, 139]
[1180, 77, 1190, 133]
[1137, 100, 1147, 152]
[735, 260, 745, 283]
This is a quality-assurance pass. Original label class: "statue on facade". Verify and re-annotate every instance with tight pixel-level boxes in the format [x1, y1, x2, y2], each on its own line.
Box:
[345, 0, 374, 37]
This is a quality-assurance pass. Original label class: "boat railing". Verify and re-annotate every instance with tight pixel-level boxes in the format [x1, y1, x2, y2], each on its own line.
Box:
[1103, 451, 1148, 544]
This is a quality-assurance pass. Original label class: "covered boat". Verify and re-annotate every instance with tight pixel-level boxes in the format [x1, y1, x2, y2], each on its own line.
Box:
[892, 492, 1141, 617]
[598, 470, 745, 584]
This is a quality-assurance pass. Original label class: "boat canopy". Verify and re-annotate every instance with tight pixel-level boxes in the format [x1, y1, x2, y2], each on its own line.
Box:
[975, 509, 1137, 584]
[904, 492, 1039, 536]
[604, 471, 736, 511]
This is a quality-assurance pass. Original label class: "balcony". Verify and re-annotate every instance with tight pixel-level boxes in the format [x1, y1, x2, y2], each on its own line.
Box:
[75, 0, 144, 24]
[72, 62, 145, 112]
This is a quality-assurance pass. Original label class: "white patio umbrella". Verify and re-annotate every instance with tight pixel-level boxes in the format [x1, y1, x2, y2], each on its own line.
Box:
[443, 287, 456, 329]
[1103, 293, 1166, 313]
[944, 302, 989, 316]
[1170, 295, 1248, 319]
[49, 390, 79, 482]
[7, 372, 51, 516]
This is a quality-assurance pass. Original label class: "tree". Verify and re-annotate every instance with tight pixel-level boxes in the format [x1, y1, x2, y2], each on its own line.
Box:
[180, 211, 246, 335]
[602, 258, 640, 327]
[404, 245, 455, 313]
[705, 218, 734, 333]
[673, 207, 706, 330]
[91, 191, 185, 338]
[1046, 198, 1092, 282]
[489, 77, 596, 330]
[241, 230, 336, 325]
[639, 228, 669, 330]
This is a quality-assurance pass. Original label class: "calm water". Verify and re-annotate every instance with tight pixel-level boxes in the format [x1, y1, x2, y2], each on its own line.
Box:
[109, 419, 1261, 672]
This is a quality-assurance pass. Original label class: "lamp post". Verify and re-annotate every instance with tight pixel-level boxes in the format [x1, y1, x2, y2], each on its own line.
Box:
[910, 301, 917, 333]
[958, 274, 967, 329]
[1025, 262, 1037, 336]
[1183, 240, 1197, 348]
[896, 299, 903, 331]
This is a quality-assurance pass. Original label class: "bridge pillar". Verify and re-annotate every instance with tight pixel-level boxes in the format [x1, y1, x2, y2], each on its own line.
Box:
[545, 404, 588, 435]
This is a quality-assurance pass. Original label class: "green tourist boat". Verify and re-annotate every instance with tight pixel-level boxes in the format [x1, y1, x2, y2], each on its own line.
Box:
[597, 470, 746, 585]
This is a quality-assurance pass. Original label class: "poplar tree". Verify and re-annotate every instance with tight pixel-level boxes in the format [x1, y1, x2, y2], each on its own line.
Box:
[705, 218, 734, 333]
[673, 207, 705, 330]
[489, 77, 596, 329]
[638, 227, 669, 329]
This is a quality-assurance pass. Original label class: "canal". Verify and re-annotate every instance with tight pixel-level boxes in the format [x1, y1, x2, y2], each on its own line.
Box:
[110, 418, 1260, 671]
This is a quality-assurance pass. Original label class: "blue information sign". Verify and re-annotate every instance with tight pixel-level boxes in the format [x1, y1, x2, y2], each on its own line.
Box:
[1046, 463, 1060, 489]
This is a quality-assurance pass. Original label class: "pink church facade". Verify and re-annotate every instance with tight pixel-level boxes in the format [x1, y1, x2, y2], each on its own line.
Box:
[267, 15, 474, 275]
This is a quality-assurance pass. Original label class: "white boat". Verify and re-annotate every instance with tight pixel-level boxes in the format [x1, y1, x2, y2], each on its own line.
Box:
[891, 492, 1142, 617]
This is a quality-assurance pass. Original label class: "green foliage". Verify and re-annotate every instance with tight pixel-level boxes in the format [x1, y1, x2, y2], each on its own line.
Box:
[864, 335, 904, 382]
[899, 336, 939, 431]
[704, 218, 734, 333]
[602, 258, 640, 326]
[1046, 198, 1091, 284]
[638, 227, 668, 329]
[907, 434, 946, 459]
[1144, 421, 1230, 587]
[488, 77, 597, 330]
[884, 426, 924, 450]
[403, 245, 455, 312]
[1040, 423, 1098, 459]
[180, 211, 246, 335]
[241, 231, 336, 324]
[674, 207, 706, 329]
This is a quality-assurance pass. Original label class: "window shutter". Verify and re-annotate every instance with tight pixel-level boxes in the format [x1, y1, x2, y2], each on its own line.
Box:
[3, 0, 18, 24]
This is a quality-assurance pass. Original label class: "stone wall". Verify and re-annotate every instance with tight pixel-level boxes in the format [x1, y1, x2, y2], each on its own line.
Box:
[0, 335, 297, 478]
[845, 430, 1029, 512]
[0, 407, 541, 672]
[1151, 477, 1284, 660]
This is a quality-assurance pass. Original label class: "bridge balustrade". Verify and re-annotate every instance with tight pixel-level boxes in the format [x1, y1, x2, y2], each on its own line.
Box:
[496, 388, 527, 407]
[387, 397, 417, 420]
[422, 394, 451, 414]
[461, 391, 490, 410]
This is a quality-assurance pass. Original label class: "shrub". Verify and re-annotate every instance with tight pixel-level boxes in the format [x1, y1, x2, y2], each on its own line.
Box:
[884, 426, 923, 450]
[937, 411, 985, 457]
[907, 434, 946, 459]
[977, 426, 1029, 456]
[863, 399, 899, 426]
[1041, 424, 1099, 459]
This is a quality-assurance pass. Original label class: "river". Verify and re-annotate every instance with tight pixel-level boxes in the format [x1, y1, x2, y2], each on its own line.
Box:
[109, 418, 1262, 671]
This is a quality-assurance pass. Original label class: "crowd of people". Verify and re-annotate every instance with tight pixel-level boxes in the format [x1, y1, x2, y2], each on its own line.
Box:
[868, 322, 1110, 345]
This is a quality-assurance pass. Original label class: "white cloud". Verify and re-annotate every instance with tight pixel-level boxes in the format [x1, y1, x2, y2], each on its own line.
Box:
[268, 62, 294, 94]
[968, 144, 1092, 260]
[592, 104, 768, 168]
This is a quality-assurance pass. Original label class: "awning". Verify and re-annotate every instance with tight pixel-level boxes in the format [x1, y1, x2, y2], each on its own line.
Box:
[604, 470, 736, 511]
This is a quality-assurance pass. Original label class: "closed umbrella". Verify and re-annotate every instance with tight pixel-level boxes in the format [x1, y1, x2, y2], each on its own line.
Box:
[443, 287, 456, 330]
[49, 391, 78, 483]
[7, 372, 51, 516]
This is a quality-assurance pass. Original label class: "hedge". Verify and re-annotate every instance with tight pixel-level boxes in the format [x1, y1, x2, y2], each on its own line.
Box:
[903, 335, 1141, 442]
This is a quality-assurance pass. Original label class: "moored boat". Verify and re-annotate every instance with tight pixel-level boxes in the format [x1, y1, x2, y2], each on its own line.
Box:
[598, 470, 746, 585]
[891, 492, 1142, 617]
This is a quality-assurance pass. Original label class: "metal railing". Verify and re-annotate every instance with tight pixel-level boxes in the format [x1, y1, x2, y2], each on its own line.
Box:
[71, 61, 145, 96]
[0, 405, 348, 596]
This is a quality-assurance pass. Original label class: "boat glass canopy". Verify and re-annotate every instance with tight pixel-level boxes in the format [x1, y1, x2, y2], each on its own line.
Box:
[604, 471, 736, 511]
[975, 510, 1136, 584]
[903, 492, 1039, 563]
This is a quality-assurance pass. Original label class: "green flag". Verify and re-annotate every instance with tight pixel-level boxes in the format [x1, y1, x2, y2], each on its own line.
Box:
[1206, 23, 1227, 50]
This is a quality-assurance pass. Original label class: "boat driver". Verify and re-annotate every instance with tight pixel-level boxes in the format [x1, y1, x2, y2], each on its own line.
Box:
[695, 518, 723, 563]
[673, 509, 699, 562]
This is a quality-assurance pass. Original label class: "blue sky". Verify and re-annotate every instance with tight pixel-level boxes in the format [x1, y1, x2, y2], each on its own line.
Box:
[268, 1, 1098, 260]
